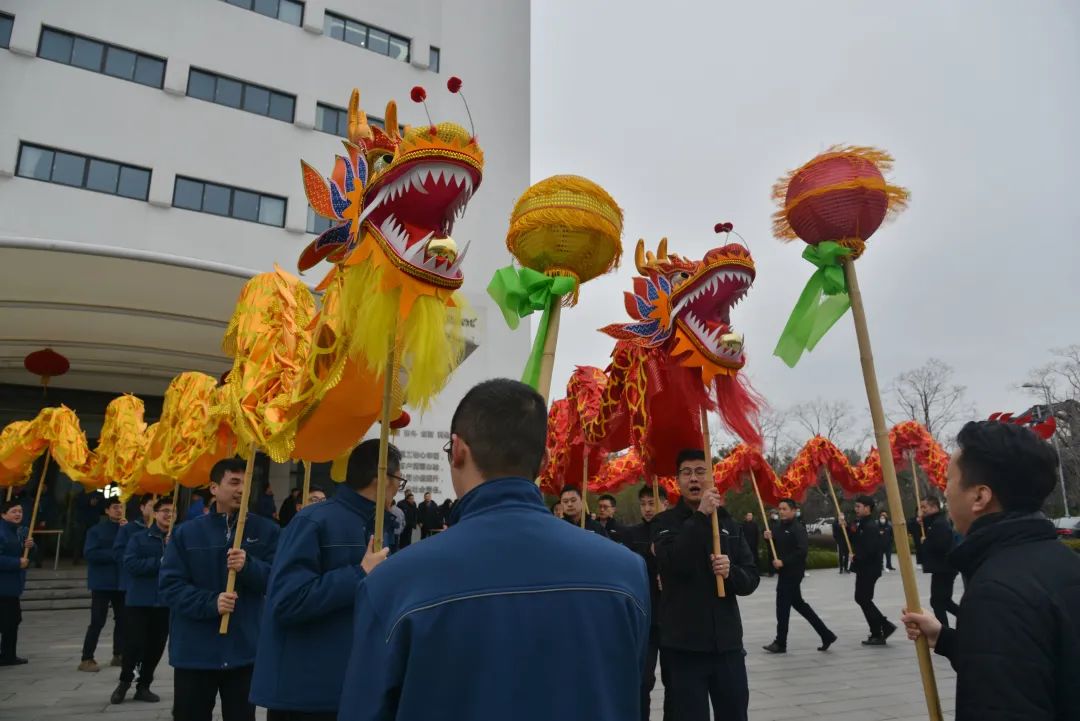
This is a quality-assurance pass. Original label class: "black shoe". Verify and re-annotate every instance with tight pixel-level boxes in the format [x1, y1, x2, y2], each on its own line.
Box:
[881, 621, 898, 641]
[110, 682, 130, 705]
[0, 656, 28, 666]
[133, 686, 160, 703]
[862, 635, 886, 646]
[762, 641, 786, 654]
[818, 633, 837, 652]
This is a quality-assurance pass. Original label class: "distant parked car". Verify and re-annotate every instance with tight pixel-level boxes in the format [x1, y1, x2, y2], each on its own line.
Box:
[806, 518, 834, 536]
[1052, 517, 1080, 539]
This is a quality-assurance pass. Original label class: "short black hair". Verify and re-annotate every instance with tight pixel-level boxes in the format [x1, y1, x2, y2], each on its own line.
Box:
[560, 486, 581, 499]
[210, 457, 246, 485]
[598, 494, 616, 507]
[451, 379, 547, 479]
[925, 496, 941, 509]
[956, 420, 1059, 513]
[153, 496, 174, 511]
[345, 439, 401, 491]
[676, 448, 706, 470]
[0, 499, 20, 515]
[104, 496, 122, 509]
[854, 495, 876, 509]
[139, 493, 155, 507]
[638, 485, 667, 502]
[778, 498, 798, 509]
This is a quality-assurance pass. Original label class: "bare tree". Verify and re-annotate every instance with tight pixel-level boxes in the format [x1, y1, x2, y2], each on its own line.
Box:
[888, 358, 972, 441]
[789, 398, 854, 447]
[1022, 345, 1080, 515]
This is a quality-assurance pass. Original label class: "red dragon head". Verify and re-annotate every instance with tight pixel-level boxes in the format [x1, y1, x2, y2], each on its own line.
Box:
[601, 235, 755, 384]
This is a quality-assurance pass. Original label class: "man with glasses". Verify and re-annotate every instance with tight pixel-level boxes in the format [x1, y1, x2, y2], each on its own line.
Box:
[653, 448, 759, 721]
[338, 379, 650, 720]
[595, 494, 623, 542]
[251, 440, 397, 720]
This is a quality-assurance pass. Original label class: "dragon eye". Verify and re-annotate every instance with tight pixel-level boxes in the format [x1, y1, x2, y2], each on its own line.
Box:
[373, 153, 394, 173]
[670, 271, 691, 287]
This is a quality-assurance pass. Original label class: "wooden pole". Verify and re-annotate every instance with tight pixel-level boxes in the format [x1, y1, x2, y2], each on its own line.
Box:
[749, 468, 777, 560]
[652, 474, 660, 509]
[699, 408, 725, 598]
[301, 461, 312, 509]
[844, 259, 942, 720]
[219, 445, 257, 635]
[165, 478, 180, 542]
[22, 451, 49, 561]
[535, 303, 562, 404]
[373, 321, 398, 553]
[824, 467, 854, 557]
[909, 453, 926, 542]
[580, 447, 589, 529]
[5, 486, 12, 501]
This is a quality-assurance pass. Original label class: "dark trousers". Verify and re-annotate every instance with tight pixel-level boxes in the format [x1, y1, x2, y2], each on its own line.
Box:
[640, 626, 670, 721]
[883, 548, 894, 570]
[661, 647, 748, 721]
[267, 711, 337, 721]
[120, 606, 169, 687]
[398, 527, 414, 549]
[174, 666, 255, 721]
[82, 590, 125, 661]
[836, 544, 850, 572]
[776, 576, 832, 645]
[854, 572, 887, 637]
[0, 596, 21, 660]
[930, 571, 961, 629]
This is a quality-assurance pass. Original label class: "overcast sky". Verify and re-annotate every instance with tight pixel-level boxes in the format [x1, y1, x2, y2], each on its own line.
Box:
[530, 0, 1080, 447]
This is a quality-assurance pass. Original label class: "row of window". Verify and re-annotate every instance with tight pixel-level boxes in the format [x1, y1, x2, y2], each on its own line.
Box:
[14, 143, 286, 228]
[188, 68, 296, 123]
[223, 0, 304, 27]
[38, 27, 166, 89]
[314, 102, 399, 137]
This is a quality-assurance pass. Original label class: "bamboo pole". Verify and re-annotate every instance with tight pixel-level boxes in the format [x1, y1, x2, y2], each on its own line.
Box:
[699, 408, 725, 598]
[824, 468, 854, 557]
[301, 461, 312, 509]
[5, 486, 12, 501]
[535, 303, 562, 404]
[843, 259, 941, 720]
[373, 321, 398, 553]
[165, 478, 180, 542]
[652, 474, 660, 509]
[580, 447, 589, 529]
[219, 445, 257, 634]
[22, 451, 49, 561]
[749, 468, 777, 560]
[909, 453, 926, 542]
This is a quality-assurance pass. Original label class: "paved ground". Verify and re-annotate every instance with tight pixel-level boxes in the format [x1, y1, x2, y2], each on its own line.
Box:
[3, 569, 956, 720]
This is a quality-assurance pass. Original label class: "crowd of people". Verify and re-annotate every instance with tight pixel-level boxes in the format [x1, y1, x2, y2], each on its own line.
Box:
[1, 378, 1078, 720]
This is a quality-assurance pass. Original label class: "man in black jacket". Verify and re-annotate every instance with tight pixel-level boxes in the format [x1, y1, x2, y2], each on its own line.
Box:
[622, 485, 668, 721]
[918, 496, 960, 628]
[851, 495, 896, 645]
[762, 498, 836, 653]
[397, 492, 418, 549]
[740, 512, 760, 569]
[652, 449, 759, 721]
[559, 487, 603, 533]
[418, 492, 442, 539]
[902, 420, 1080, 720]
[595, 494, 623, 542]
[833, 514, 851, 573]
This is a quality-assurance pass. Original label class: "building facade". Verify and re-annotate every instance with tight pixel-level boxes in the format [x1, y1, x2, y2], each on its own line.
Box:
[0, 0, 531, 502]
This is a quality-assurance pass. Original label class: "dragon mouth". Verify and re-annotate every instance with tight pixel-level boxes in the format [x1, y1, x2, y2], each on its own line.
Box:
[671, 263, 753, 364]
[357, 159, 480, 283]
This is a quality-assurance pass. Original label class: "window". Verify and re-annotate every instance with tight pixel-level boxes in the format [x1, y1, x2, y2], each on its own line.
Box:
[323, 12, 411, 64]
[172, 177, 287, 227]
[0, 13, 12, 49]
[16, 143, 151, 201]
[314, 102, 391, 137]
[223, 0, 303, 26]
[429, 46, 440, 73]
[37, 27, 165, 88]
[307, 207, 335, 235]
[187, 68, 295, 122]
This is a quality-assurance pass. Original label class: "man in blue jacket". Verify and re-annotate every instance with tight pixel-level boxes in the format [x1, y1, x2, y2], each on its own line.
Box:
[250, 439, 396, 720]
[0, 499, 33, 666]
[112, 496, 173, 705]
[338, 379, 651, 721]
[79, 496, 126, 672]
[160, 458, 279, 721]
[113, 493, 154, 595]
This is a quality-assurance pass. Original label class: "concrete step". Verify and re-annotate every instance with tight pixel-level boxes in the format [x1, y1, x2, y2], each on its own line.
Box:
[23, 566, 93, 611]
[22, 597, 92, 611]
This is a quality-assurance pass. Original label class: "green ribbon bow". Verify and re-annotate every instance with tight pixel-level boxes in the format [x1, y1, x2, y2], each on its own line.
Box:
[774, 241, 853, 367]
[487, 265, 578, 389]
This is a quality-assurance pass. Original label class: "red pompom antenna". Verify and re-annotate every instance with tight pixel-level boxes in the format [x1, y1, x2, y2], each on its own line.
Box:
[446, 75, 476, 139]
[410, 85, 434, 129]
[714, 222, 734, 234]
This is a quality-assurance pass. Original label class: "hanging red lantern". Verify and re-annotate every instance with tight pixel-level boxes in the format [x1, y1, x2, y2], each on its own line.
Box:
[389, 410, 411, 430]
[24, 348, 70, 389]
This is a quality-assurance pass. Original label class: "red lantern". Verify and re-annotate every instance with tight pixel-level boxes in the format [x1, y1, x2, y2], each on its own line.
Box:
[24, 348, 69, 389]
[389, 410, 411, 430]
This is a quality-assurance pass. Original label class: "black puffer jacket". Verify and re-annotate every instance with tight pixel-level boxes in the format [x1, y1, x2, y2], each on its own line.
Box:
[652, 502, 759, 653]
[919, 511, 955, 575]
[622, 519, 660, 627]
[851, 516, 883, 577]
[935, 512, 1080, 720]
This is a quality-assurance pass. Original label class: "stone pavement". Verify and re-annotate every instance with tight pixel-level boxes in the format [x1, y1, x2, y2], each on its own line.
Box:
[3, 569, 956, 720]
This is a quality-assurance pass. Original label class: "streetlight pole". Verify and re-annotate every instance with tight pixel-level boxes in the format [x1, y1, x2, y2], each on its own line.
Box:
[1023, 383, 1069, 515]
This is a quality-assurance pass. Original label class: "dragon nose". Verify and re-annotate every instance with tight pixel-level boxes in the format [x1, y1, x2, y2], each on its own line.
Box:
[425, 236, 458, 264]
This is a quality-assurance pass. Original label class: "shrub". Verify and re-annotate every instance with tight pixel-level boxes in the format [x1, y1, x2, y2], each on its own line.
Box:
[1062, 538, 1080, 554]
[806, 548, 839, 570]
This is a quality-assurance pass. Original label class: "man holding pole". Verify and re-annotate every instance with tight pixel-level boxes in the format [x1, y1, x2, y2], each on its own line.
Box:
[762, 498, 836, 653]
[0, 499, 33, 666]
[159, 458, 279, 721]
[78, 496, 126, 672]
[917, 496, 960, 628]
[250, 439, 395, 720]
[652, 448, 759, 721]
[851, 495, 896, 646]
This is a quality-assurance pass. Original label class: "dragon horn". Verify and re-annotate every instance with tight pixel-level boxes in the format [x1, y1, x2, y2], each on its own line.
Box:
[384, 100, 400, 141]
[347, 89, 373, 143]
[634, 239, 648, 274]
[657, 237, 668, 261]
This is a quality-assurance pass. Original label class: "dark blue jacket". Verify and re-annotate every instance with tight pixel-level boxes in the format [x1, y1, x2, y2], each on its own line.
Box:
[0, 520, 28, 598]
[249, 489, 394, 713]
[123, 523, 168, 607]
[338, 478, 651, 721]
[113, 518, 146, 592]
[84, 519, 122, 591]
[160, 511, 279, 670]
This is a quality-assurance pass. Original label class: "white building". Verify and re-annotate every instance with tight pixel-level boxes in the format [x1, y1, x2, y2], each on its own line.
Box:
[0, 0, 531, 502]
